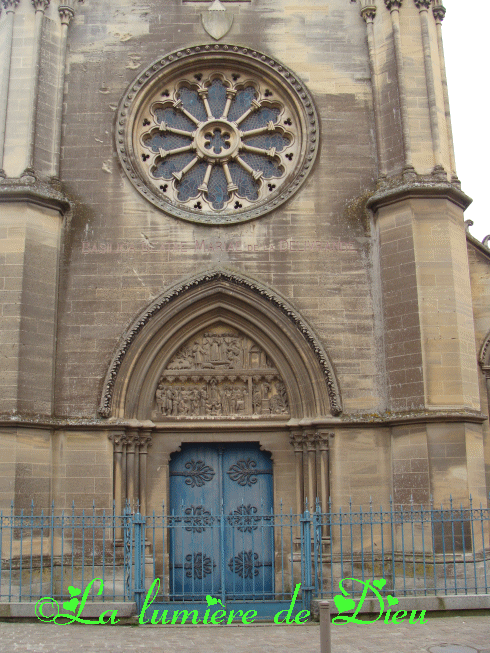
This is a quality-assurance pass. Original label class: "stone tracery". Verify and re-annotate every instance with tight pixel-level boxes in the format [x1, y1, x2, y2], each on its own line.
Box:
[117, 45, 319, 225]
[139, 74, 293, 211]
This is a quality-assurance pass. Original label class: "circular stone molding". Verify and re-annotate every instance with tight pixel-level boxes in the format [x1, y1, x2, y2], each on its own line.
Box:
[116, 45, 320, 225]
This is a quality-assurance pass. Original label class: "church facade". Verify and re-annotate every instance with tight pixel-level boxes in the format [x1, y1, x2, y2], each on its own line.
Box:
[0, 0, 489, 534]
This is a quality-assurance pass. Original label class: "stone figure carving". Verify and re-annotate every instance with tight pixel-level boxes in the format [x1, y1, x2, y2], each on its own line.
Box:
[154, 325, 289, 418]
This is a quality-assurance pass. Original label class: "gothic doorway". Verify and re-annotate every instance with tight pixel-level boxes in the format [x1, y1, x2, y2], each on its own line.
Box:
[169, 442, 273, 600]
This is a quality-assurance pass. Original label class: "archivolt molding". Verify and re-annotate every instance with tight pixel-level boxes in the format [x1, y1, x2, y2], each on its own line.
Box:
[479, 331, 490, 375]
[98, 269, 342, 419]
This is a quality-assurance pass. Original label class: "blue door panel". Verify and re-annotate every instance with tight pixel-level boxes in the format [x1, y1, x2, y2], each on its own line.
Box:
[223, 448, 273, 599]
[169, 444, 220, 599]
[169, 443, 273, 600]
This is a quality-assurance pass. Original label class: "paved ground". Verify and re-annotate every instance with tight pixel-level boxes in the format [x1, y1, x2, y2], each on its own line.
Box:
[0, 615, 489, 653]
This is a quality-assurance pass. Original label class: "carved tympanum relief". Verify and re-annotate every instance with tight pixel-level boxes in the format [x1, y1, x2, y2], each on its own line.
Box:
[154, 324, 289, 419]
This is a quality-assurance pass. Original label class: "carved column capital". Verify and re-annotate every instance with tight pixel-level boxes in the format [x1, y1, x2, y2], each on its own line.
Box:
[126, 430, 141, 452]
[414, 0, 431, 10]
[313, 431, 333, 451]
[361, 6, 377, 23]
[2, 0, 20, 12]
[108, 431, 129, 453]
[138, 429, 153, 453]
[306, 436, 317, 452]
[289, 432, 306, 452]
[384, 0, 403, 10]
[32, 0, 50, 12]
[432, 4, 446, 22]
[59, 5, 75, 25]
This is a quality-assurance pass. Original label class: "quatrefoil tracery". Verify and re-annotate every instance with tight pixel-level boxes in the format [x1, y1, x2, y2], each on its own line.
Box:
[139, 74, 295, 212]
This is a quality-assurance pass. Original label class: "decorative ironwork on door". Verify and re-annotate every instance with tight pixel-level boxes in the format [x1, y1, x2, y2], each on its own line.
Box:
[169, 443, 273, 601]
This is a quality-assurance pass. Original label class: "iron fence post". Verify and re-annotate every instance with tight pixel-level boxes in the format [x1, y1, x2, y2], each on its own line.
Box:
[314, 500, 322, 598]
[133, 512, 146, 614]
[301, 506, 313, 611]
[123, 506, 133, 602]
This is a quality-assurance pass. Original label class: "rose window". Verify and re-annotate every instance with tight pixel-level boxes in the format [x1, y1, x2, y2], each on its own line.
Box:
[117, 46, 320, 224]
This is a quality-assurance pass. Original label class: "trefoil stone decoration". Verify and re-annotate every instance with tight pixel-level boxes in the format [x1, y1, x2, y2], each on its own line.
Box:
[201, 0, 233, 40]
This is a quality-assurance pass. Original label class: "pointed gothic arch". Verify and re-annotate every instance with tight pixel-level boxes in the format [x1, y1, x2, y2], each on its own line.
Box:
[479, 331, 490, 374]
[99, 269, 342, 420]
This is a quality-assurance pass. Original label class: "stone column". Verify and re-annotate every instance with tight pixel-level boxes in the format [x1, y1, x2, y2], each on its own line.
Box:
[432, 3, 458, 184]
[290, 431, 305, 514]
[384, 0, 414, 176]
[360, 4, 387, 179]
[289, 430, 332, 511]
[315, 432, 331, 512]
[108, 431, 128, 537]
[126, 430, 137, 508]
[306, 433, 317, 508]
[138, 430, 153, 515]
[51, 4, 75, 180]
[0, 0, 19, 177]
[414, 0, 444, 174]
[109, 429, 153, 514]
[23, 0, 50, 178]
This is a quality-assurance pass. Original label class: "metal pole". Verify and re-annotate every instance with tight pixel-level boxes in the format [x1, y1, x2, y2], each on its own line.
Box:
[319, 601, 332, 653]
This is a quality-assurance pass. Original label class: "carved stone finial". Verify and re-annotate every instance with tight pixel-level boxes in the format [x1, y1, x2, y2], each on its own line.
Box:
[361, 5, 377, 22]
[414, 0, 431, 10]
[384, 0, 403, 10]
[32, 0, 50, 11]
[464, 219, 474, 233]
[59, 5, 74, 25]
[2, 0, 20, 11]
[483, 235, 490, 249]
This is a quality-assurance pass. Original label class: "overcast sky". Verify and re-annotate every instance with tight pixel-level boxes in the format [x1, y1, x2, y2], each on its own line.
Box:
[443, 0, 489, 241]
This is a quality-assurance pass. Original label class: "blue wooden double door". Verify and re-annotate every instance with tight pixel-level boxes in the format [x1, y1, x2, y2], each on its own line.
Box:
[169, 442, 273, 600]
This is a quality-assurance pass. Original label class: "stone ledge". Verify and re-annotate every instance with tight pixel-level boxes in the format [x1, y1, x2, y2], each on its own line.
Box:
[0, 177, 71, 214]
[312, 593, 490, 617]
[367, 179, 472, 212]
[0, 602, 137, 619]
[0, 408, 486, 431]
